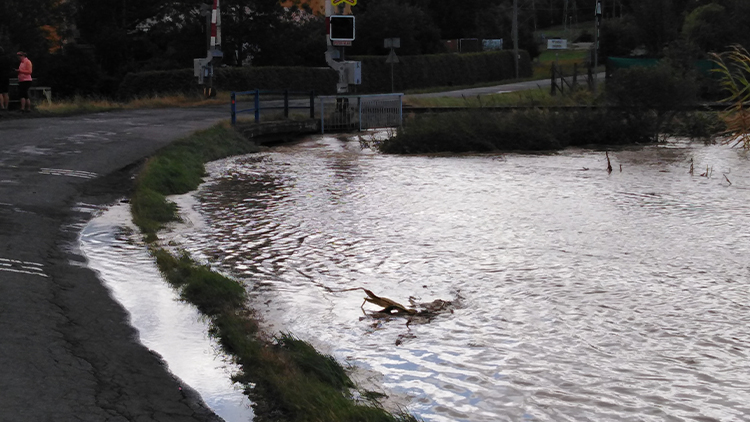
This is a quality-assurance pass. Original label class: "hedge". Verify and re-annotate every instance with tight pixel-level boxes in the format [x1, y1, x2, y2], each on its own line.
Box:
[116, 50, 533, 98]
[355, 50, 532, 93]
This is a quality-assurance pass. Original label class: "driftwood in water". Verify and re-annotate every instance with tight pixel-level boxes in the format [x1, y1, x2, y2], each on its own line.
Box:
[361, 288, 417, 315]
[331, 287, 459, 325]
[328, 287, 418, 315]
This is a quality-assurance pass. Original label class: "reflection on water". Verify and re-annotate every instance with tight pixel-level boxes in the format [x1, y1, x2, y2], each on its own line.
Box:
[79, 204, 254, 422]
[101, 135, 750, 422]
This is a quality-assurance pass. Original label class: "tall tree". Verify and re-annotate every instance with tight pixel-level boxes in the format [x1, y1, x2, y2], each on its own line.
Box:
[0, 0, 72, 56]
[351, 0, 444, 56]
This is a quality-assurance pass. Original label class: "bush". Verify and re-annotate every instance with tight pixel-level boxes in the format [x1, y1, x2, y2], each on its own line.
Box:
[379, 108, 659, 154]
[43, 45, 105, 98]
[606, 62, 700, 140]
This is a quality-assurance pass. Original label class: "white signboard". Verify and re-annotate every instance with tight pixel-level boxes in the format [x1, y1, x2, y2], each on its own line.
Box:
[482, 39, 503, 51]
[547, 39, 568, 50]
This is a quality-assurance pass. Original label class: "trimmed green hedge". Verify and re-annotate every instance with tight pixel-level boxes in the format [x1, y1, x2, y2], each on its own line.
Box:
[117, 51, 533, 98]
[356, 50, 532, 93]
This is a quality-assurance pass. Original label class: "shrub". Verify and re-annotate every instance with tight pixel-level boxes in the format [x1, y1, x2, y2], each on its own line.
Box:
[606, 62, 699, 140]
[380, 108, 659, 154]
[43, 45, 105, 98]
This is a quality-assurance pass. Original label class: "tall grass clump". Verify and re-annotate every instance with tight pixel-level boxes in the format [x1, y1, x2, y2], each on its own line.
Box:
[711, 45, 750, 148]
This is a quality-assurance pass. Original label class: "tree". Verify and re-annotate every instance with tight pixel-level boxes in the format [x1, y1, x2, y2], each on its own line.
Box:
[351, 0, 444, 56]
[631, 0, 679, 55]
[599, 15, 642, 58]
[682, 3, 731, 53]
[0, 0, 73, 57]
[474, 2, 539, 59]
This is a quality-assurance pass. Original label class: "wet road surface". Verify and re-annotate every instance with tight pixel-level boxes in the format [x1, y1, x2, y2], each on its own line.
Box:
[0, 107, 229, 421]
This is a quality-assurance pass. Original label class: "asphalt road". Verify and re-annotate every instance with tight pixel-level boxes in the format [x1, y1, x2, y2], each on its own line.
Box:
[0, 107, 230, 422]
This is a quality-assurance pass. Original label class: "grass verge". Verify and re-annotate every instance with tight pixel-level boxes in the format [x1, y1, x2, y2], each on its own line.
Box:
[33, 93, 228, 116]
[131, 123, 419, 422]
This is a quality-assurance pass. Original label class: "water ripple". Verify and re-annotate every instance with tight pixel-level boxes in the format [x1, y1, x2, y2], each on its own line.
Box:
[171, 137, 750, 421]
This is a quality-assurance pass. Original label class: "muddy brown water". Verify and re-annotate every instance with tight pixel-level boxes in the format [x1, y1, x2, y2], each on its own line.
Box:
[84, 135, 750, 421]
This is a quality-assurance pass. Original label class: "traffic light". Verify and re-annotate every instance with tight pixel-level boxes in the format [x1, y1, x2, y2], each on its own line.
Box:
[329, 15, 355, 42]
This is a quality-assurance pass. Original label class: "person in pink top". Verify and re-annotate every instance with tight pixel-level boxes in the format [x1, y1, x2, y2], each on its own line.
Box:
[15, 51, 32, 112]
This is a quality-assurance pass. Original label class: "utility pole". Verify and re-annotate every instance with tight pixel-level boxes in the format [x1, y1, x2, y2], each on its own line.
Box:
[513, 0, 519, 79]
[593, 0, 602, 94]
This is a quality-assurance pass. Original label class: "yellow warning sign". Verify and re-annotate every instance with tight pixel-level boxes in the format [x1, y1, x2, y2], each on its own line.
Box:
[332, 0, 357, 6]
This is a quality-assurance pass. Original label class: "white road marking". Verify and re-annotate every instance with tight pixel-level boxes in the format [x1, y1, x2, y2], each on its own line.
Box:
[0, 257, 48, 278]
[40, 168, 99, 179]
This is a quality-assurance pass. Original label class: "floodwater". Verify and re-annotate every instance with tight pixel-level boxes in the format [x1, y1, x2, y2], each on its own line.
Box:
[79, 204, 254, 422]
[86, 135, 750, 422]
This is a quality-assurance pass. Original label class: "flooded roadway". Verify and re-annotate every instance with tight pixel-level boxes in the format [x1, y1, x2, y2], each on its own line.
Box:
[83, 135, 750, 421]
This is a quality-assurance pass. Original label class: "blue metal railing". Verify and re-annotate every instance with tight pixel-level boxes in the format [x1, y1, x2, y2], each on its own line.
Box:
[231, 89, 315, 125]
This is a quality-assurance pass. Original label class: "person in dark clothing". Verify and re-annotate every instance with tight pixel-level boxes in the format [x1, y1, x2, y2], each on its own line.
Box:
[0, 47, 11, 111]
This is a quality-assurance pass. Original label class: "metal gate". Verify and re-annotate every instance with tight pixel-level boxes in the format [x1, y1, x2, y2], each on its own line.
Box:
[319, 93, 403, 133]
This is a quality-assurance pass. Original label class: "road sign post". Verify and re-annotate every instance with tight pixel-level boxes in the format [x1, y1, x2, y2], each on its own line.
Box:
[385, 38, 400, 93]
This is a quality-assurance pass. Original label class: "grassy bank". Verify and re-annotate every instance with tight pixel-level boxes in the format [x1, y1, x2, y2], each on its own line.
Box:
[130, 123, 258, 240]
[378, 109, 722, 154]
[130, 123, 418, 422]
